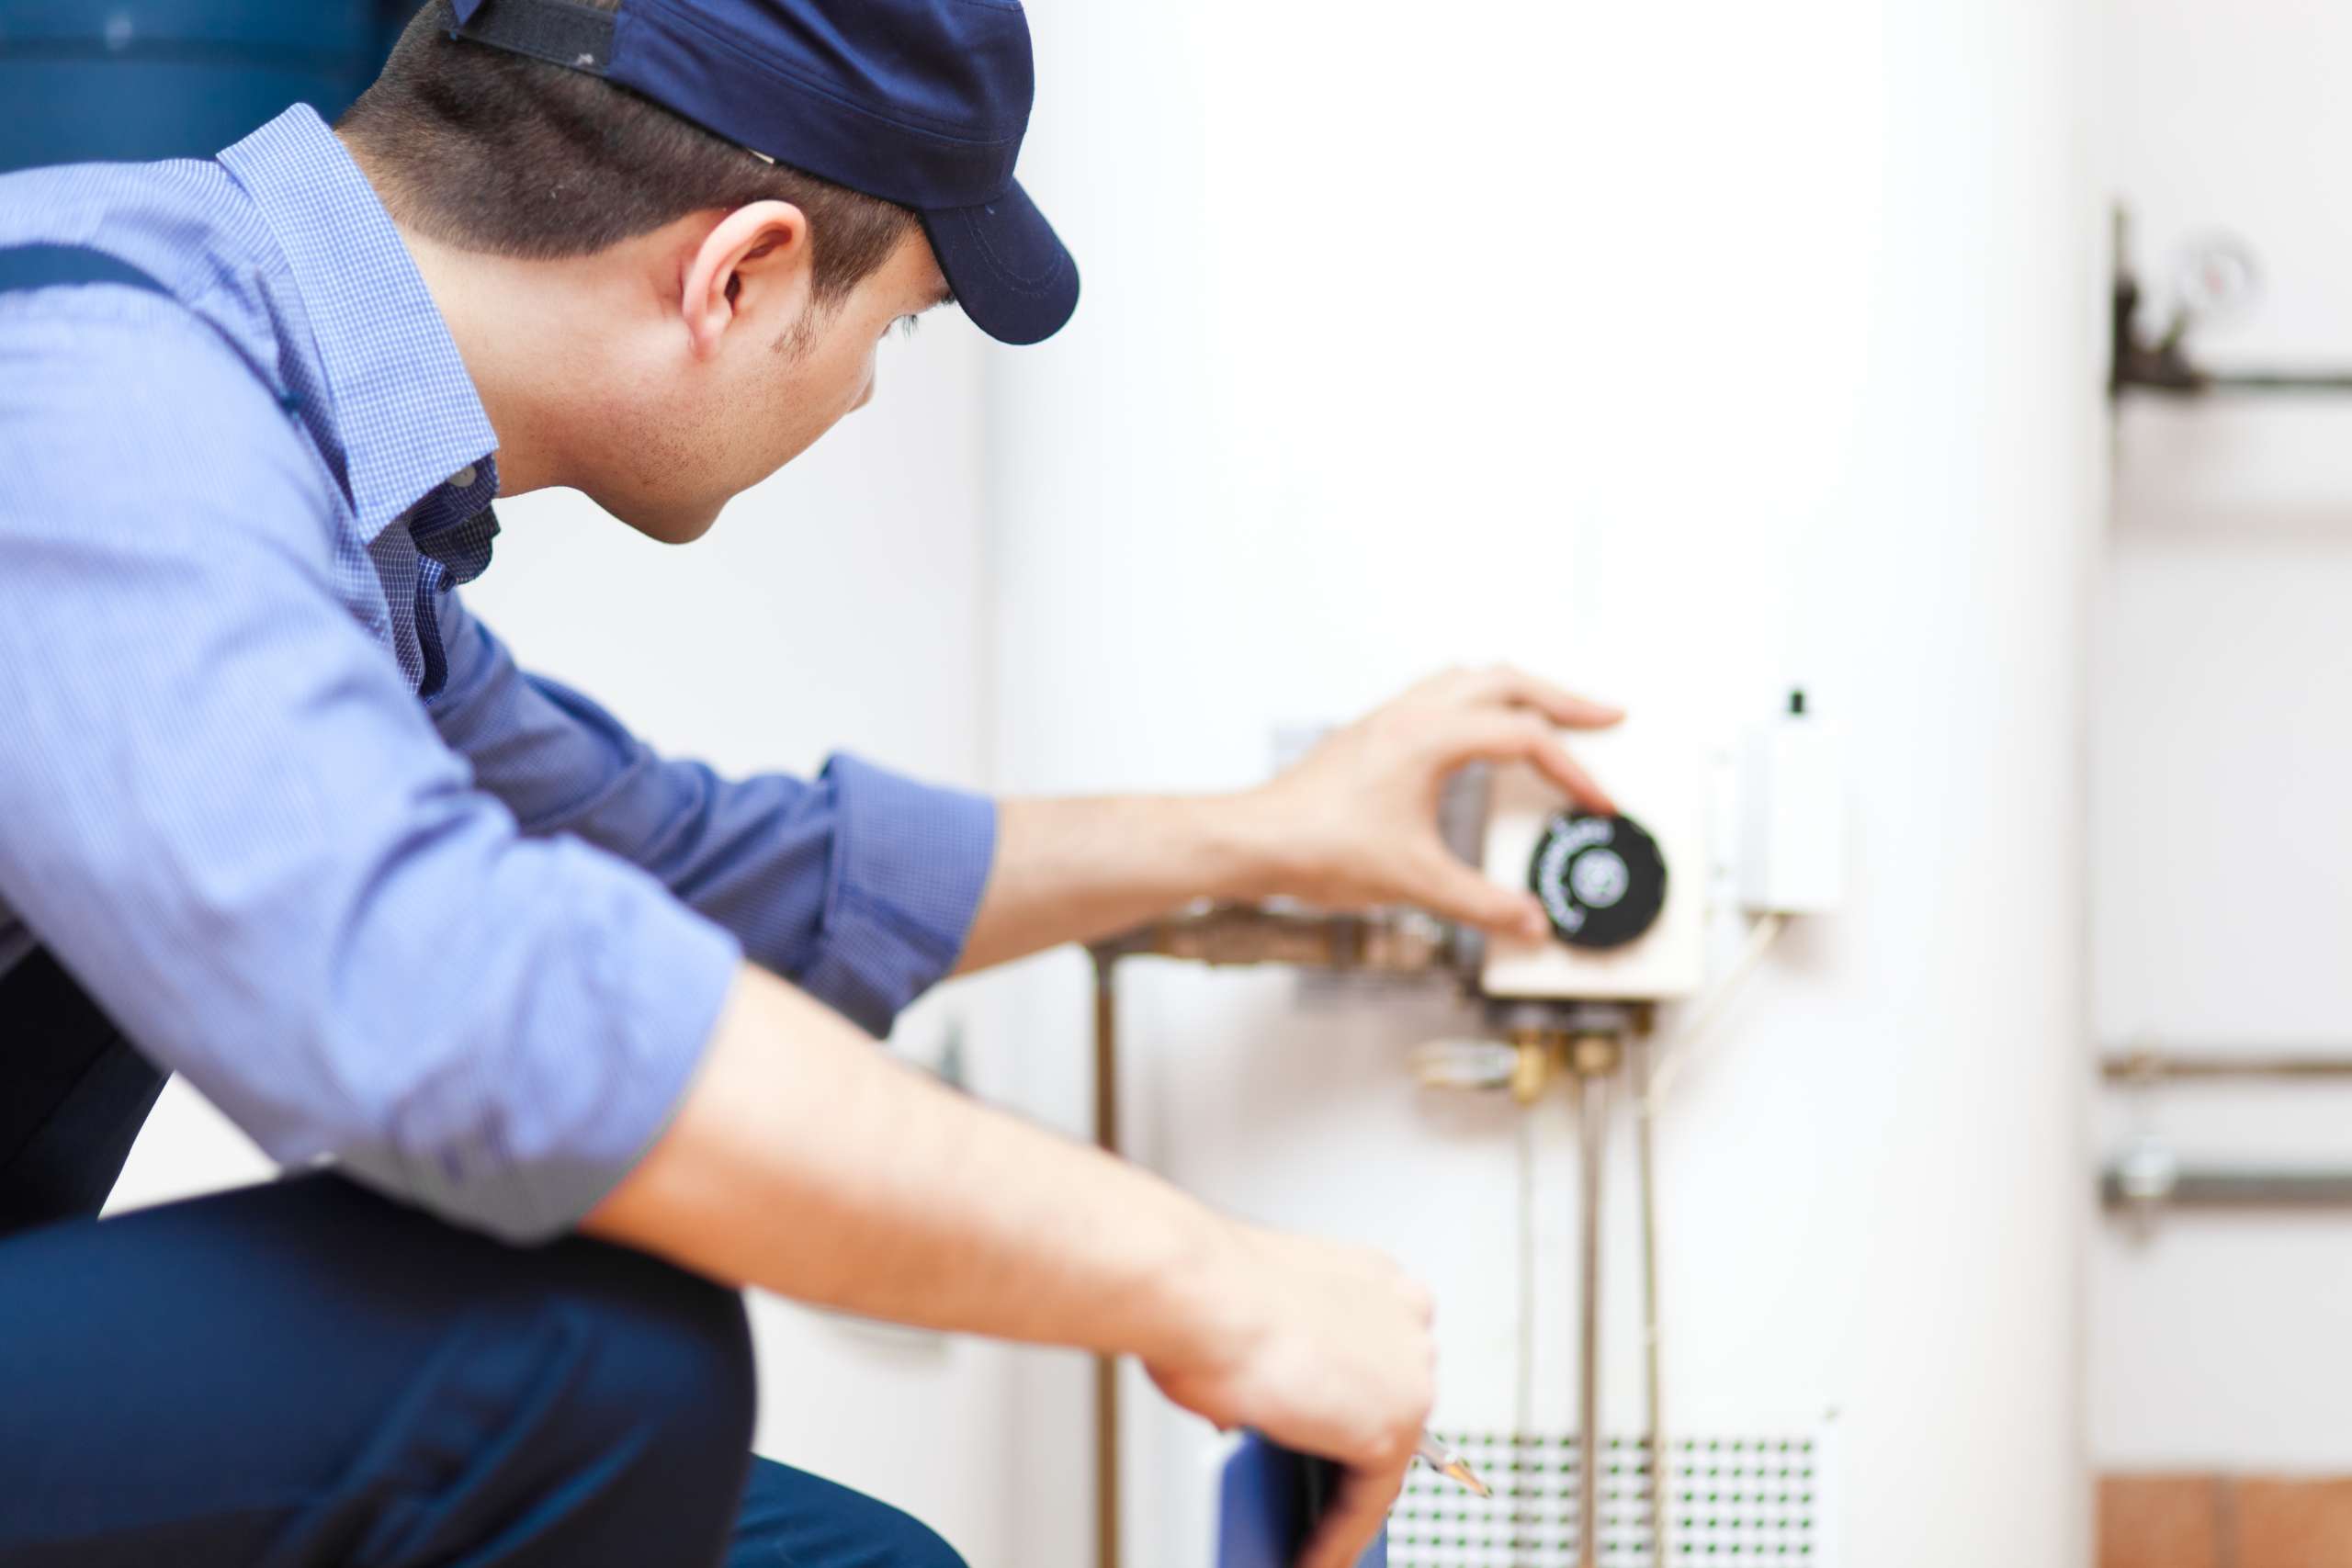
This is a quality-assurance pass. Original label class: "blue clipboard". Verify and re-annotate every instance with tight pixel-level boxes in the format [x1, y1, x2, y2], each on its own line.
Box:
[1216, 1433, 1388, 1568]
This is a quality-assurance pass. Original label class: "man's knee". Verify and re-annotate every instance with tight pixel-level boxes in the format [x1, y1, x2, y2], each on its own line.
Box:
[554, 1246, 757, 1472]
[736, 1458, 971, 1568]
[153, 1181, 763, 1566]
[427, 1237, 757, 1563]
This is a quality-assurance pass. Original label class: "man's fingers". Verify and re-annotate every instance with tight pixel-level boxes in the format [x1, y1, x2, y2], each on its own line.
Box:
[1443, 712, 1617, 815]
[1411, 848, 1550, 941]
[1459, 664, 1624, 729]
[1527, 733, 1615, 815]
[1296, 1461, 1410, 1568]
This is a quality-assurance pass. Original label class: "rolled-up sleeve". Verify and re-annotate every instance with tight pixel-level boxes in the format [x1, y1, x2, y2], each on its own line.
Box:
[0, 299, 739, 1242]
[427, 594, 997, 1037]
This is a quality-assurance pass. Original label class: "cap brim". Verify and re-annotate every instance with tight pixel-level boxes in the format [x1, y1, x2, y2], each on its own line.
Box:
[919, 181, 1080, 346]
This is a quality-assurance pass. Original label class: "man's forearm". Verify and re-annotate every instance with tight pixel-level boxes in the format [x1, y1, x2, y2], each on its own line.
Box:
[583, 961, 1250, 1364]
[954, 794, 1283, 973]
[954, 671, 1623, 975]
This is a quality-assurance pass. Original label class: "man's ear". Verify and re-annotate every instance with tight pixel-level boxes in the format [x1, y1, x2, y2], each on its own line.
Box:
[681, 200, 812, 359]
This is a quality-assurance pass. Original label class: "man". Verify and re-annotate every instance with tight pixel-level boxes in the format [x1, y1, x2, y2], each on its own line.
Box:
[0, 2, 1618, 1563]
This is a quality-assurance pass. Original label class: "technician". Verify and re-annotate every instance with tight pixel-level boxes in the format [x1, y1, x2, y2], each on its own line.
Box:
[0, 3, 1619, 1564]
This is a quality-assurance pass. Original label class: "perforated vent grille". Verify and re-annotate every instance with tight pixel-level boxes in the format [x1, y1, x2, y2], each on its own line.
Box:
[1390, 1430, 1828, 1567]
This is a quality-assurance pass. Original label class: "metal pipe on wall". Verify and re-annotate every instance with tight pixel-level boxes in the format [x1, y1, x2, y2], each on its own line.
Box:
[2101, 1168, 2352, 1211]
[1093, 902, 1460, 976]
[1088, 909, 1665, 1564]
[1515, 1111, 1539, 1444]
[1086, 906, 1465, 1566]
[1091, 953, 1123, 1568]
[1570, 1037, 1617, 1568]
[1633, 1034, 1670, 1568]
[2100, 1050, 2352, 1083]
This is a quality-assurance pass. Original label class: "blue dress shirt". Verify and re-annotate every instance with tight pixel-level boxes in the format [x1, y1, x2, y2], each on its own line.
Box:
[0, 106, 998, 1242]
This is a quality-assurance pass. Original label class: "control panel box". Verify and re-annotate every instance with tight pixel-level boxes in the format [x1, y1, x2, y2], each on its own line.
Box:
[1479, 728, 1710, 1001]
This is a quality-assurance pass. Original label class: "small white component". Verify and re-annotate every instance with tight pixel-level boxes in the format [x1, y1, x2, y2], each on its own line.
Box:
[1408, 1039, 1521, 1093]
[1479, 727, 1709, 1001]
[1736, 692, 1847, 914]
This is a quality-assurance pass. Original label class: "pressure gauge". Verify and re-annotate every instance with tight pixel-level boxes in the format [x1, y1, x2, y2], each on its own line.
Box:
[1528, 812, 1669, 950]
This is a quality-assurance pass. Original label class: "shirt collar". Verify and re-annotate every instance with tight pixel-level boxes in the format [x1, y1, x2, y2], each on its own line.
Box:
[217, 106, 499, 543]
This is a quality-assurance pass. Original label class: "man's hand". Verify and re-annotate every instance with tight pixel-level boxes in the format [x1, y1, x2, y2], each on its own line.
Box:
[1238, 665, 1623, 942]
[1148, 1227, 1439, 1568]
[955, 665, 1622, 971]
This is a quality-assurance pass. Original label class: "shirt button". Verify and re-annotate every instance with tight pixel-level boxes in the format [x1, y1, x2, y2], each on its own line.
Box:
[448, 465, 478, 490]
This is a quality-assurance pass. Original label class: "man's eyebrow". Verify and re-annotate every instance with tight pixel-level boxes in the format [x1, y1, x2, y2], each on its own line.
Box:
[928, 280, 956, 310]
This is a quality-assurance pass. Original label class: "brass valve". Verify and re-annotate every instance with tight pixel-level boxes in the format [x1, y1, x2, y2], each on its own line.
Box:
[1503, 1027, 1566, 1105]
[1567, 1030, 1624, 1079]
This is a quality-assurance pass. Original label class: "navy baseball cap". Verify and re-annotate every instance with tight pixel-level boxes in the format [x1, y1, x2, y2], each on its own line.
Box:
[444, 0, 1079, 344]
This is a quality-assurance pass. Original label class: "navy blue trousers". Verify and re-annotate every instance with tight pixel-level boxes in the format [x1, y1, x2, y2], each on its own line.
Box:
[0, 952, 967, 1568]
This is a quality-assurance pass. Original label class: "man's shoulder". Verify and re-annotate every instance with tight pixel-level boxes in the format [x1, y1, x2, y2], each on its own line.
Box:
[0, 153, 255, 273]
[0, 273, 244, 387]
[0, 152, 286, 376]
[0, 281, 335, 553]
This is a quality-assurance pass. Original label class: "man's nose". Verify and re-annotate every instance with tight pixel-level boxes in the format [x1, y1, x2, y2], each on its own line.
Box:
[854, 367, 876, 412]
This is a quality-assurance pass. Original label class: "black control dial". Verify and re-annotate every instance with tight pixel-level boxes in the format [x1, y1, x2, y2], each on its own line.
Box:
[1528, 812, 1668, 950]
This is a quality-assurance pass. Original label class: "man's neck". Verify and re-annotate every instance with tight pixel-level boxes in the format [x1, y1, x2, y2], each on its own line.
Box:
[340, 131, 566, 499]
[398, 231, 571, 499]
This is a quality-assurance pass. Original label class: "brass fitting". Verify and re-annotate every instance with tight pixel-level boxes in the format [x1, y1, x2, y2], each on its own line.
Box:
[1505, 1028, 1565, 1104]
[1567, 1030, 1624, 1079]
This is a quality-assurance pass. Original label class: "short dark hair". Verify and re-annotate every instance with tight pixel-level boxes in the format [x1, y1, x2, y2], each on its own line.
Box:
[339, 0, 917, 306]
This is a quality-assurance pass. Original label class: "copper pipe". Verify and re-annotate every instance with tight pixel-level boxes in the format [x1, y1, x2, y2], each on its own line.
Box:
[1091, 953, 1122, 1568]
[1575, 1066, 1607, 1568]
[1080, 904, 1462, 1568]
[1633, 1034, 1669, 1568]
[1093, 902, 1459, 976]
[1564, 1031, 1623, 1568]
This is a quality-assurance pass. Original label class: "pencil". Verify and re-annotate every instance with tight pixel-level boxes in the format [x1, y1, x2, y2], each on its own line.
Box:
[1415, 1432, 1492, 1498]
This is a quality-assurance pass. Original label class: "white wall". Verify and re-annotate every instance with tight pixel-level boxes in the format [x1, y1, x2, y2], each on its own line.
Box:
[107, 314, 1019, 1561]
[989, 2, 2102, 1564]
[2091, 0, 2352, 1472]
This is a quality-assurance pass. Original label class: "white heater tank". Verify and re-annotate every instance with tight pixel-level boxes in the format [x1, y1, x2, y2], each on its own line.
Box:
[984, 2, 2100, 1562]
